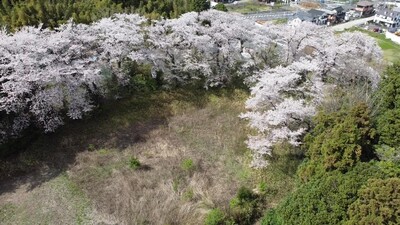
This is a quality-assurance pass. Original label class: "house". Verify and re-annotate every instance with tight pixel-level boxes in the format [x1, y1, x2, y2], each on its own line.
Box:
[291, 7, 346, 26]
[294, 10, 314, 22]
[292, 9, 332, 25]
[327, 6, 346, 22]
[378, 0, 400, 8]
[374, 7, 400, 28]
[355, 1, 374, 17]
[308, 9, 329, 25]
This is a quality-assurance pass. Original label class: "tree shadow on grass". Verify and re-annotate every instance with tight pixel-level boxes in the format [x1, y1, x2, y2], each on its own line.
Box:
[0, 87, 245, 196]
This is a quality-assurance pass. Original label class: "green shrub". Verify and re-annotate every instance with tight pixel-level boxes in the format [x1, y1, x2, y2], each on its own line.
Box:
[264, 162, 400, 225]
[375, 63, 400, 149]
[236, 187, 256, 203]
[123, 61, 157, 93]
[214, 3, 228, 12]
[345, 177, 400, 225]
[205, 208, 225, 225]
[298, 103, 375, 181]
[182, 188, 194, 201]
[181, 158, 195, 173]
[261, 209, 283, 225]
[229, 187, 262, 225]
[129, 157, 141, 170]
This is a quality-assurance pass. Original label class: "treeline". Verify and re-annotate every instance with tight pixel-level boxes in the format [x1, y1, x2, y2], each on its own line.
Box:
[0, 0, 209, 30]
[204, 63, 400, 225]
[259, 64, 400, 225]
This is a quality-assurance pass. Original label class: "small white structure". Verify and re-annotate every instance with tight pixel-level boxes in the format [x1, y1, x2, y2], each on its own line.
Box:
[288, 18, 302, 27]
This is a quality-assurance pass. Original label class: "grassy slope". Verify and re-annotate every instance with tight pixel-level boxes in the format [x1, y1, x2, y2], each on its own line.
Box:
[363, 31, 400, 63]
[1, 88, 275, 224]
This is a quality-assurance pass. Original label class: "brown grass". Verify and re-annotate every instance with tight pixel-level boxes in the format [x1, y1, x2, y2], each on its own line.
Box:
[1, 88, 255, 225]
[69, 90, 252, 224]
[300, 1, 321, 9]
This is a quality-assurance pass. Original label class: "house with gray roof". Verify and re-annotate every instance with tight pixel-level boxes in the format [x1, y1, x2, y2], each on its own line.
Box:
[374, 7, 400, 28]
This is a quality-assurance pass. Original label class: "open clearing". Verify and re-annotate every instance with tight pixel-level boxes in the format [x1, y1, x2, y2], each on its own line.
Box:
[0, 89, 257, 225]
[0, 88, 300, 224]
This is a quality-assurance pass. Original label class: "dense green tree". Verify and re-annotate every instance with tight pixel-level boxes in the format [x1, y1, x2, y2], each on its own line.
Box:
[192, 0, 209, 13]
[0, 0, 204, 31]
[261, 162, 400, 225]
[298, 103, 376, 181]
[376, 63, 400, 149]
[345, 177, 400, 225]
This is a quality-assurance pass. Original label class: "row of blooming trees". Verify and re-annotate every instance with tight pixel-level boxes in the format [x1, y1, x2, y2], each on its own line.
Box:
[0, 11, 272, 143]
[0, 11, 382, 166]
[0, 14, 146, 142]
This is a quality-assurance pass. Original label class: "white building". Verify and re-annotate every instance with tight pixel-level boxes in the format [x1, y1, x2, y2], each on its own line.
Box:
[374, 7, 400, 28]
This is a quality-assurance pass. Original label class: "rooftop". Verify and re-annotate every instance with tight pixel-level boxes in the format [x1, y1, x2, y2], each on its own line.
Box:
[376, 8, 400, 17]
[308, 9, 325, 17]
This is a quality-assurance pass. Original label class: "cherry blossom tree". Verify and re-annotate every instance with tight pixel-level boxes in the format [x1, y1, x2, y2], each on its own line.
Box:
[146, 10, 275, 87]
[0, 14, 145, 142]
[242, 22, 382, 167]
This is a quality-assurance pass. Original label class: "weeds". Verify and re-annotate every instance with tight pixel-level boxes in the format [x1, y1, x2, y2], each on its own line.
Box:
[205, 209, 226, 225]
[181, 158, 195, 173]
[129, 157, 141, 170]
[182, 188, 194, 201]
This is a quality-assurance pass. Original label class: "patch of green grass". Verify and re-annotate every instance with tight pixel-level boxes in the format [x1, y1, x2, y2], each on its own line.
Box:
[273, 18, 288, 24]
[258, 181, 268, 194]
[58, 174, 91, 225]
[0, 174, 91, 225]
[205, 208, 226, 225]
[129, 156, 141, 170]
[0, 203, 17, 223]
[182, 188, 195, 201]
[180, 158, 195, 172]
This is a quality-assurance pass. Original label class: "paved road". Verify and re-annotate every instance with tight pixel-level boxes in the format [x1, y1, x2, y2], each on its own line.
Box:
[331, 17, 374, 31]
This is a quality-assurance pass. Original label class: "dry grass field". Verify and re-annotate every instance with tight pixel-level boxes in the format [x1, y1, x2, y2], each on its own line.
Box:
[0, 89, 259, 225]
